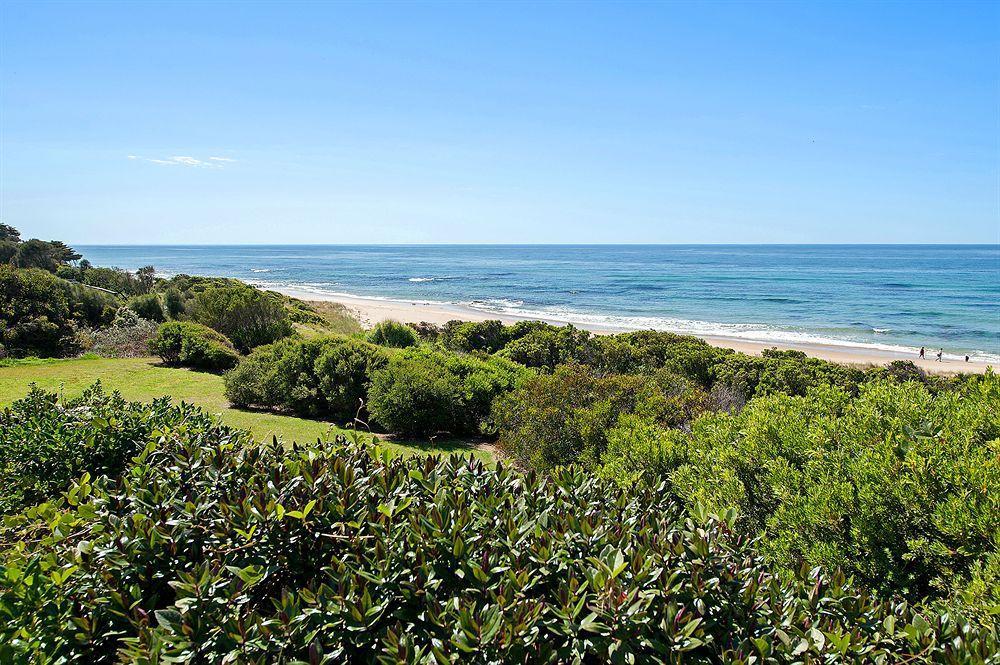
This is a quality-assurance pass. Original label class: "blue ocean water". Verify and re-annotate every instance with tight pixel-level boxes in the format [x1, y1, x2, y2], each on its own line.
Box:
[78, 245, 1000, 361]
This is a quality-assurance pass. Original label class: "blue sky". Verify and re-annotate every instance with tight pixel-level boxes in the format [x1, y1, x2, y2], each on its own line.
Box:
[1, 1, 997, 244]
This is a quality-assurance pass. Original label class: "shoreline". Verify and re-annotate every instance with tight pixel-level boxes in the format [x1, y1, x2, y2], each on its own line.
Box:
[276, 287, 995, 375]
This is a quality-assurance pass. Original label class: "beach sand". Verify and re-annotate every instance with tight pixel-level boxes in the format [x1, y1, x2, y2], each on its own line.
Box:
[277, 287, 995, 375]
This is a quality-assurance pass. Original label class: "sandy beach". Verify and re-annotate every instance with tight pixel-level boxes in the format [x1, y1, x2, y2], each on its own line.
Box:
[277, 287, 995, 375]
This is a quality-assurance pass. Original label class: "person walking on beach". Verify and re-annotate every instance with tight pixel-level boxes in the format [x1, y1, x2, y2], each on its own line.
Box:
[936, 349, 943, 362]
[965, 355, 970, 363]
[919, 346, 925, 359]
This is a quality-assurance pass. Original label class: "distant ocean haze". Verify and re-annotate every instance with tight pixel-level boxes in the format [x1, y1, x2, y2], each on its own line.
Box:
[77, 244, 1000, 362]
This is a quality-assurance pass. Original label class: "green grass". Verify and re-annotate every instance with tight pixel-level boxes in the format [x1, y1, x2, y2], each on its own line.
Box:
[0, 356, 491, 462]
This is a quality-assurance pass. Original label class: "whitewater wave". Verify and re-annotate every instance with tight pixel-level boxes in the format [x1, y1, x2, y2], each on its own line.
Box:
[250, 268, 284, 274]
[408, 276, 458, 282]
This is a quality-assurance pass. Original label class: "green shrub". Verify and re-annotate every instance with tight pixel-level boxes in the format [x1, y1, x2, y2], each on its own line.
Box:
[440, 318, 512, 353]
[0, 265, 116, 357]
[669, 374, 1000, 603]
[0, 383, 232, 514]
[149, 321, 239, 370]
[368, 319, 419, 348]
[498, 324, 595, 370]
[126, 292, 165, 322]
[598, 414, 690, 487]
[713, 348, 866, 398]
[494, 365, 707, 470]
[368, 356, 464, 436]
[163, 287, 185, 318]
[368, 348, 528, 436]
[223, 335, 388, 420]
[82, 265, 154, 296]
[594, 330, 733, 385]
[192, 284, 293, 352]
[1, 403, 991, 662]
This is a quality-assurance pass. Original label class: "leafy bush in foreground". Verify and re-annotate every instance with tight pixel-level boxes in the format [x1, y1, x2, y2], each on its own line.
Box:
[149, 320, 239, 370]
[617, 374, 1000, 611]
[1, 393, 992, 662]
[125, 292, 165, 322]
[0, 383, 222, 514]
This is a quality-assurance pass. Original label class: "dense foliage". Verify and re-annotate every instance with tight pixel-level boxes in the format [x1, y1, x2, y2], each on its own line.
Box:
[368, 348, 528, 436]
[0, 265, 118, 357]
[368, 319, 420, 348]
[192, 284, 293, 352]
[0, 384, 203, 513]
[149, 321, 240, 370]
[82, 309, 160, 358]
[224, 335, 389, 421]
[1, 388, 993, 663]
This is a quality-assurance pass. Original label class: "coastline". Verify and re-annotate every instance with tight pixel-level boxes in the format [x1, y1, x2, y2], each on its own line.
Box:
[276, 287, 995, 374]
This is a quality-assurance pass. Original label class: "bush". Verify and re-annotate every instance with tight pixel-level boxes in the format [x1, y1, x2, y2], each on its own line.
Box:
[598, 414, 690, 487]
[0, 265, 116, 357]
[0, 383, 232, 514]
[368, 357, 464, 436]
[126, 292, 165, 322]
[192, 284, 293, 352]
[0, 403, 992, 662]
[163, 287, 185, 318]
[224, 335, 388, 420]
[712, 348, 865, 398]
[149, 321, 239, 371]
[368, 348, 528, 436]
[368, 319, 419, 348]
[498, 324, 595, 370]
[82, 266, 154, 296]
[84, 310, 160, 358]
[668, 374, 1000, 604]
[494, 365, 707, 470]
[594, 330, 733, 386]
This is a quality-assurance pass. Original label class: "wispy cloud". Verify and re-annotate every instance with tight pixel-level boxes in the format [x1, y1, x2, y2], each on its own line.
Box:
[127, 154, 237, 168]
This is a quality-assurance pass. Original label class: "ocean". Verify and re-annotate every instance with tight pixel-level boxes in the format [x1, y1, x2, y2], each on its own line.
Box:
[78, 244, 1000, 362]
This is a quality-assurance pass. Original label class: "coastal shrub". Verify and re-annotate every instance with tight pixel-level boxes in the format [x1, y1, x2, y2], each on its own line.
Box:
[669, 374, 1000, 603]
[0, 383, 227, 514]
[149, 321, 239, 371]
[498, 324, 595, 370]
[593, 330, 733, 386]
[1, 414, 992, 664]
[82, 265, 155, 296]
[192, 284, 293, 352]
[125, 292, 165, 322]
[712, 348, 866, 398]
[440, 318, 512, 353]
[0, 265, 118, 357]
[84, 309, 160, 358]
[368, 319, 419, 348]
[597, 414, 690, 487]
[368, 348, 528, 436]
[224, 335, 388, 420]
[493, 365, 705, 470]
[163, 287, 185, 318]
[368, 357, 465, 436]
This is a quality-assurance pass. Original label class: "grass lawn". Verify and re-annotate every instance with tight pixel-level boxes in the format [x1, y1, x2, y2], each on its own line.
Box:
[0, 356, 491, 462]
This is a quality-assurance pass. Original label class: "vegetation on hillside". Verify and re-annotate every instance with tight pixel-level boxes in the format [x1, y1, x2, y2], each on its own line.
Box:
[1, 388, 994, 662]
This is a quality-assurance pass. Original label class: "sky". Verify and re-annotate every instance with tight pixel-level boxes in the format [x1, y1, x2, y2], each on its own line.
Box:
[1, 1, 997, 245]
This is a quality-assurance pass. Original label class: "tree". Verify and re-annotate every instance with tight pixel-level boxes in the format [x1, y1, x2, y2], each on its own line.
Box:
[0, 224, 20, 243]
[13, 239, 59, 271]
